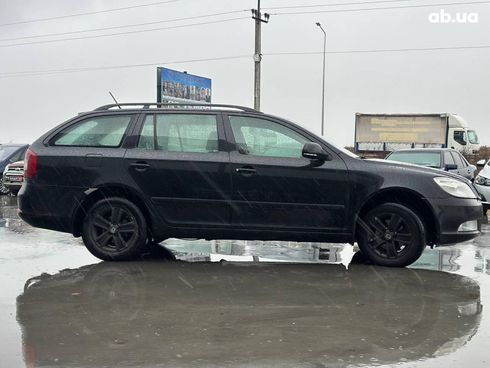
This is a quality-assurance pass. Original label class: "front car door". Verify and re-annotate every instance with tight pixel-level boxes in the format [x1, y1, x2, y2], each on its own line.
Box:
[224, 114, 350, 236]
[125, 112, 231, 227]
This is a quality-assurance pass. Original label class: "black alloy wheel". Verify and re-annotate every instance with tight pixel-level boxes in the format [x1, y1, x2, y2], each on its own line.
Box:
[82, 197, 148, 261]
[357, 203, 426, 267]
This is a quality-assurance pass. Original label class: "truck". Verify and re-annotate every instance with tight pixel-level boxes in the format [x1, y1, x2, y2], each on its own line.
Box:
[354, 113, 480, 155]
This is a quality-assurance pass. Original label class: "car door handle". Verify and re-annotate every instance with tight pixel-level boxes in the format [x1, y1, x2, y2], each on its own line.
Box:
[235, 166, 257, 175]
[130, 161, 151, 171]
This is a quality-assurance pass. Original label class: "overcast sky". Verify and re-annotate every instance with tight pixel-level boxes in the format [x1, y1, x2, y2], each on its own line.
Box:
[0, 0, 489, 146]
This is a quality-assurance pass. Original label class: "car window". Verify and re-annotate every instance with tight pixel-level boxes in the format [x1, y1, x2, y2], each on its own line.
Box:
[138, 114, 218, 153]
[9, 147, 26, 163]
[468, 130, 479, 144]
[229, 116, 308, 158]
[53, 115, 132, 147]
[453, 131, 467, 145]
[386, 152, 441, 168]
[451, 152, 464, 168]
[444, 151, 455, 166]
[0, 146, 18, 161]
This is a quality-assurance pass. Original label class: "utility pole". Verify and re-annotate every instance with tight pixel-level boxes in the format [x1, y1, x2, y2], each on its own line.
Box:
[251, 0, 270, 111]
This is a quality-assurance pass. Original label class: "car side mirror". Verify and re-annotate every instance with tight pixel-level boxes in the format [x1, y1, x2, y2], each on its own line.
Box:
[477, 159, 486, 167]
[302, 142, 329, 161]
[444, 164, 458, 171]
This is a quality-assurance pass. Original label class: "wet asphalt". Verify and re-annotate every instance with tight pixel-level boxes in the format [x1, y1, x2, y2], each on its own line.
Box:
[1, 195, 489, 368]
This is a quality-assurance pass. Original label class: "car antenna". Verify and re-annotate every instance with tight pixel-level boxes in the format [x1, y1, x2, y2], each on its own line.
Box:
[109, 91, 122, 109]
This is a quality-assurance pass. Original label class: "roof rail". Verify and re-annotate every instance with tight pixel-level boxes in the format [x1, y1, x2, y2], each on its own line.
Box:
[94, 102, 259, 113]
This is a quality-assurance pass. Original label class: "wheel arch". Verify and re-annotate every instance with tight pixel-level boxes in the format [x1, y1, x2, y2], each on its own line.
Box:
[72, 184, 156, 238]
[354, 187, 439, 245]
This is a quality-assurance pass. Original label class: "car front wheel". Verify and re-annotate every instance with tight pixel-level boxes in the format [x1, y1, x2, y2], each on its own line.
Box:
[82, 197, 148, 261]
[357, 203, 426, 267]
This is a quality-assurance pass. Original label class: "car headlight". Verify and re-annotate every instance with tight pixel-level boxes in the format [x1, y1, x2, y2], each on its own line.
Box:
[475, 175, 490, 186]
[433, 177, 477, 199]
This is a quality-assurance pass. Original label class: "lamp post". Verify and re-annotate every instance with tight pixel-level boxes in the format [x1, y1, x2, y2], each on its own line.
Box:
[316, 22, 326, 136]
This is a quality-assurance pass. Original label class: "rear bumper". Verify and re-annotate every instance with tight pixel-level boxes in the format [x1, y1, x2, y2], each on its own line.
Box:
[17, 182, 83, 234]
[428, 197, 483, 245]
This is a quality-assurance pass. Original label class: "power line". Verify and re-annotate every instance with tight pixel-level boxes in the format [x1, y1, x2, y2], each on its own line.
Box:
[272, 0, 490, 15]
[0, 55, 252, 78]
[0, 0, 183, 27]
[0, 17, 249, 48]
[264, 0, 416, 10]
[2, 44, 489, 78]
[265, 45, 490, 55]
[0, 10, 248, 42]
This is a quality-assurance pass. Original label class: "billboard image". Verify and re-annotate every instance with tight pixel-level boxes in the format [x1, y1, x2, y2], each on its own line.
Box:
[157, 67, 212, 103]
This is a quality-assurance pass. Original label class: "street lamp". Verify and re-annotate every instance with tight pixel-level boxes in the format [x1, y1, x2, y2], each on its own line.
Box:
[316, 22, 326, 137]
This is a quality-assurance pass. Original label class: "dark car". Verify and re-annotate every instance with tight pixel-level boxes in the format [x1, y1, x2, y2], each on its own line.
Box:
[18, 103, 483, 267]
[385, 148, 476, 180]
[0, 144, 29, 195]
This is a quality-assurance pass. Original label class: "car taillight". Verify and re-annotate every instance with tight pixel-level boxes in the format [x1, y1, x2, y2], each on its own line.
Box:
[24, 148, 37, 179]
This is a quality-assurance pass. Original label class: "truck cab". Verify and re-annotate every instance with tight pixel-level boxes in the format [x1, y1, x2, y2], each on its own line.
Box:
[448, 114, 480, 154]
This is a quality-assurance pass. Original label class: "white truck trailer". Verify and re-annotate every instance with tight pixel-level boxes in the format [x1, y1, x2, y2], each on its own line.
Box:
[354, 113, 480, 154]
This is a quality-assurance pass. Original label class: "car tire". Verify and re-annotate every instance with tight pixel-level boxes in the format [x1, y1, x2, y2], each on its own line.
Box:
[0, 175, 10, 195]
[82, 197, 148, 261]
[357, 203, 426, 267]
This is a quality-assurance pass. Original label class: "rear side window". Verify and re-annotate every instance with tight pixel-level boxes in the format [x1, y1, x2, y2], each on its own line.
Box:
[53, 115, 132, 147]
[138, 114, 218, 153]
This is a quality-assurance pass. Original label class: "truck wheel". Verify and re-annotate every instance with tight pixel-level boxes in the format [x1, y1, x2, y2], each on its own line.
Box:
[357, 203, 426, 267]
[0, 176, 10, 195]
[82, 197, 148, 261]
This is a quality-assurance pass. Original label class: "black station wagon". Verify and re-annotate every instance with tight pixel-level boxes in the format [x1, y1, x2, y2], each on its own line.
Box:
[18, 103, 483, 267]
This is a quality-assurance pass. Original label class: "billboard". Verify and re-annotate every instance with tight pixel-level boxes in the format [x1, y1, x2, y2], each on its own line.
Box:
[157, 67, 212, 103]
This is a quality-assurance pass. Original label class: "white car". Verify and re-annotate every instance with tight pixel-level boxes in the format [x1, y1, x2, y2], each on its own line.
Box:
[474, 159, 490, 212]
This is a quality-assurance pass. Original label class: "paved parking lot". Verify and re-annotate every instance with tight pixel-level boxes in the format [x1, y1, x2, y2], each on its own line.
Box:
[1, 195, 489, 367]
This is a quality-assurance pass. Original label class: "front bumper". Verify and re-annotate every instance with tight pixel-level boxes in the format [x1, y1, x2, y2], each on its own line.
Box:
[427, 197, 483, 245]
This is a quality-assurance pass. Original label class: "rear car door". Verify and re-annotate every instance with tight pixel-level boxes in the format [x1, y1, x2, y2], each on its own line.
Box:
[42, 113, 136, 189]
[224, 114, 350, 233]
[125, 112, 231, 227]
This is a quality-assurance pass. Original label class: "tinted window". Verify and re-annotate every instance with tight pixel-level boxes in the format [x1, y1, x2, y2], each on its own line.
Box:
[0, 146, 20, 161]
[9, 147, 26, 163]
[54, 116, 131, 147]
[138, 114, 218, 153]
[453, 131, 466, 145]
[444, 151, 455, 165]
[387, 152, 442, 168]
[229, 116, 308, 158]
[451, 152, 464, 168]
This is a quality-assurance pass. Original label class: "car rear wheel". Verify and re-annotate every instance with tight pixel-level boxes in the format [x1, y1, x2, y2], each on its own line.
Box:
[357, 203, 426, 267]
[0, 176, 10, 195]
[82, 197, 148, 261]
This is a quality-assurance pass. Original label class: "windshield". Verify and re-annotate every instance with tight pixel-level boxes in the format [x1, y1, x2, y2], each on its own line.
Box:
[0, 146, 18, 161]
[468, 130, 479, 144]
[386, 151, 442, 168]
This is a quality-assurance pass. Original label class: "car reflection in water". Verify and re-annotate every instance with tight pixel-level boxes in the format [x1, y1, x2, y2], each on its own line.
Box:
[17, 259, 482, 368]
